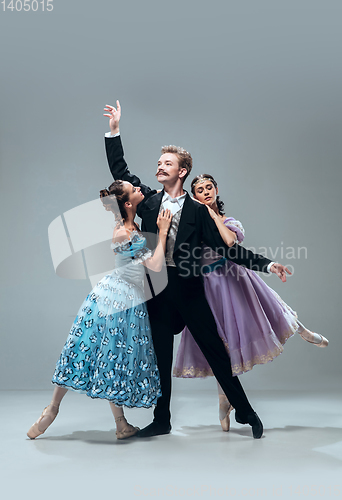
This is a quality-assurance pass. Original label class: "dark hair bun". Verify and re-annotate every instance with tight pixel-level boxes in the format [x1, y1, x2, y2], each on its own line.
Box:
[99, 188, 109, 199]
[99, 180, 130, 222]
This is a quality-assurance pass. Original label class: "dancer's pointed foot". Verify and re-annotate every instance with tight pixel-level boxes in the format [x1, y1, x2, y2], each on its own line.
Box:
[219, 394, 234, 432]
[235, 411, 263, 439]
[115, 416, 139, 440]
[27, 403, 59, 439]
[136, 421, 171, 438]
[116, 424, 139, 440]
[299, 328, 329, 348]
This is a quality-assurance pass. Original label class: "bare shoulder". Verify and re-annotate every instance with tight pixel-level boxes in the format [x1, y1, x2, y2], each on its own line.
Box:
[112, 227, 128, 243]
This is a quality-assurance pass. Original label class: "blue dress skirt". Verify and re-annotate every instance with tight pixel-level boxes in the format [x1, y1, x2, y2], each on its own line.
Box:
[52, 231, 161, 408]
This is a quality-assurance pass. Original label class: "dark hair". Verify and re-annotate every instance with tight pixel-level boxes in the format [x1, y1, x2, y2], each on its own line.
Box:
[190, 174, 225, 216]
[99, 180, 130, 223]
[160, 145, 193, 182]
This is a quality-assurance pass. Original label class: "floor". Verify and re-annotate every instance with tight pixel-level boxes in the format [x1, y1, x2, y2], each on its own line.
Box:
[1, 383, 342, 500]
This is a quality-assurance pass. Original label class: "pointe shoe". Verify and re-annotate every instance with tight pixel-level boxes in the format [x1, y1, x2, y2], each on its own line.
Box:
[219, 395, 234, 432]
[299, 329, 329, 348]
[27, 404, 59, 439]
[115, 416, 140, 440]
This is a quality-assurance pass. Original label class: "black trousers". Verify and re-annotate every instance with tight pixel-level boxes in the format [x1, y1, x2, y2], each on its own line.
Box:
[146, 267, 254, 425]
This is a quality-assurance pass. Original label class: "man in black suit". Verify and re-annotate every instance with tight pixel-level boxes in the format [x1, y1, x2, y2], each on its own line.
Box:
[103, 101, 290, 439]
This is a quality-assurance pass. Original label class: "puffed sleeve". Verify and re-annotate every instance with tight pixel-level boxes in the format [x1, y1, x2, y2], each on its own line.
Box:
[110, 233, 152, 264]
[224, 217, 245, 244]
[130, 245, 153, 265]
[110, 239, 132, 254]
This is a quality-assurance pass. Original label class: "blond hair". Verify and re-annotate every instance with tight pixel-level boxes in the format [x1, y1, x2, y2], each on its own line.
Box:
[161, 145, 193, 182]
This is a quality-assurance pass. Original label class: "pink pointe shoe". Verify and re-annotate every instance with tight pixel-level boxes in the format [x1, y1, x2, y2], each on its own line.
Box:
[27, 404, 59, 439]
[115, 416, 139, 440]
[299, 328, 329, 348]
[219, 395, 234, 432]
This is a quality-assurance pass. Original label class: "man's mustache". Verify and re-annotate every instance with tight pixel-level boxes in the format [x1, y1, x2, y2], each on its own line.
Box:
[155, 170, 169, 176]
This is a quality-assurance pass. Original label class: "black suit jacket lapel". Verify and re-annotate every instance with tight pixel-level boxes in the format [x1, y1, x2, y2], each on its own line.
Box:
[174, 193, 196, 253]
[140, 189, 164, 233]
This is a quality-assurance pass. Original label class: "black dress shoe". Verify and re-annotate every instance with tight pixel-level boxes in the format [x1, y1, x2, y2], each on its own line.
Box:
[247, 412, 263, 439]
[235, 412, 247, 425]
[136, 421, 172, 438]
[235, 411, 263, 439]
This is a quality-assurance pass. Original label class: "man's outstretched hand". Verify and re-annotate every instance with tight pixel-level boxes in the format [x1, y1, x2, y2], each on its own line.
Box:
[270, 263, 292, 282]
[104, 100, 121, 135]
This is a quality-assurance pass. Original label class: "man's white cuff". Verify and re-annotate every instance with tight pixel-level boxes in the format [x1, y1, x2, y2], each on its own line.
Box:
[105, 132, 120, 138]
[267, 261, 275, 273]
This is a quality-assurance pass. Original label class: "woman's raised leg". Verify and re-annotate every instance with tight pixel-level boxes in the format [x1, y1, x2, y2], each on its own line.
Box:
[297, 321, 329, 347]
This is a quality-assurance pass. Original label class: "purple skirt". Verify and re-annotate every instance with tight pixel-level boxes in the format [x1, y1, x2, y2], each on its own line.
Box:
[173, 261, 298, 377]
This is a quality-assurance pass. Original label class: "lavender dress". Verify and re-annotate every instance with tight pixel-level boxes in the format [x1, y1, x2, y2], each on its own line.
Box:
[173, 217, 298, 378]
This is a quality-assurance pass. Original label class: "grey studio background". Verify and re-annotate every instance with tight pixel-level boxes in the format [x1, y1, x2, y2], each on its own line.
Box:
[1, 0, 341, 394]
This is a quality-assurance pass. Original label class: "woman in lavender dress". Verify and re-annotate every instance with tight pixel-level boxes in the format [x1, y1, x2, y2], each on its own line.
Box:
[173, 174, 328, 431]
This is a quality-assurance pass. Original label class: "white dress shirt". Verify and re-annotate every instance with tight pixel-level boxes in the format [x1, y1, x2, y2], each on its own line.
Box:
[161, 191, 187, 215]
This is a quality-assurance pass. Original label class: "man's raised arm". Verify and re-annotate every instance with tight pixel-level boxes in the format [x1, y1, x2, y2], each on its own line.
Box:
[103, 101, 154, 198]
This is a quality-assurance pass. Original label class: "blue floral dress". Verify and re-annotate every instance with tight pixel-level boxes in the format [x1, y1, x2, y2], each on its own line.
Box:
[52, 231, 161, 408]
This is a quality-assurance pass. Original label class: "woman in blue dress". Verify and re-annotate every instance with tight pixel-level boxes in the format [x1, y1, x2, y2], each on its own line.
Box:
[27, 180, 172, 440]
